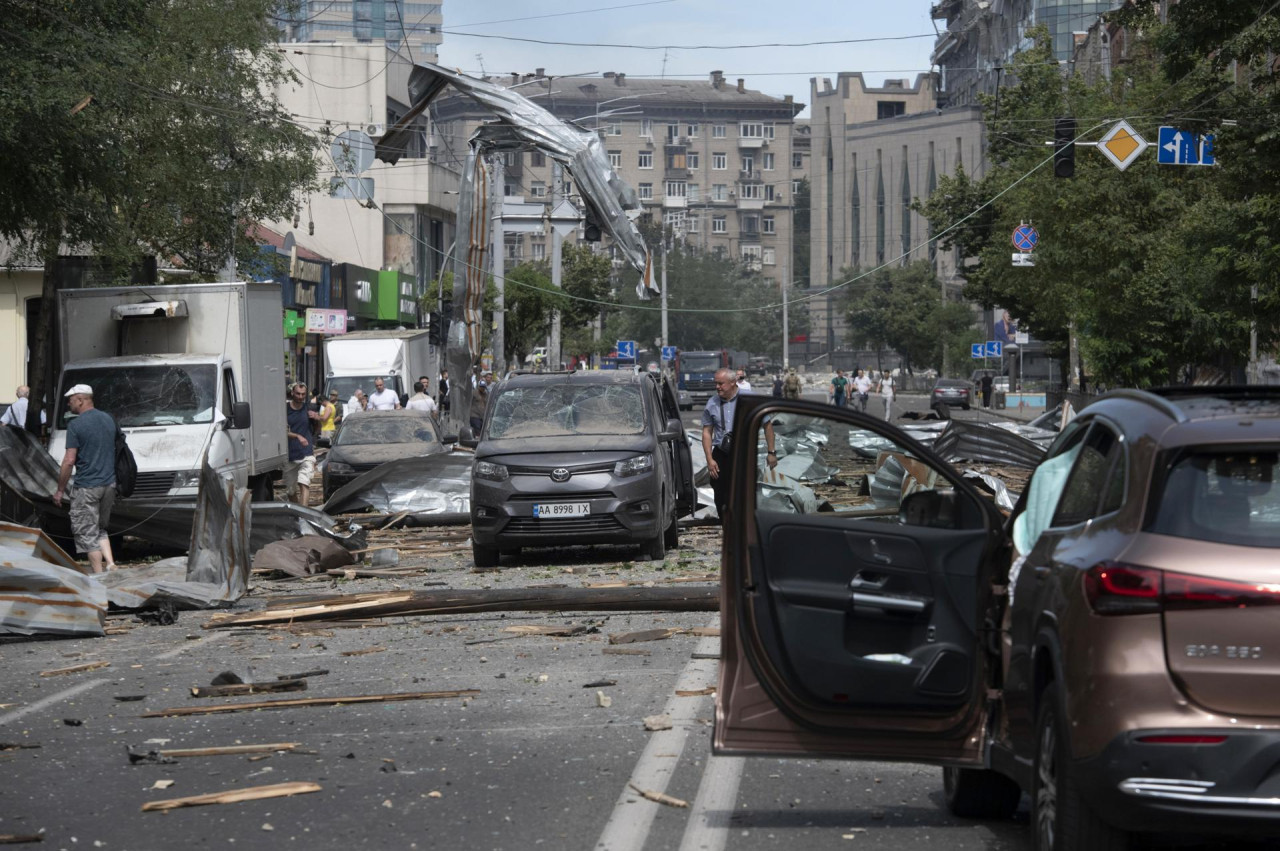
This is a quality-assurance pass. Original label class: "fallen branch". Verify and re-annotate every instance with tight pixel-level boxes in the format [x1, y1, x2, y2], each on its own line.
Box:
[160, 743, 301, 758]
[190, 680, 306, 699]
[140, 689, 480, 718]
[628, 783, 688, 808]
[141, 781, 321, 812]
[39, 661, 109, 677]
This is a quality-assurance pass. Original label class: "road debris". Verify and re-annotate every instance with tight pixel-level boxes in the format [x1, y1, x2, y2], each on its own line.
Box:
[155, 743, 302, 758]
[339, 646, 387, 657]
[253, 536, 355, 578]
[140, 781, 322, 812]
[602, 647, 650, 656]
[643, 714, 673, 731]
[0, 523, 107, 637]
[675, 687, 716, 697]
[39, 660, 109, 677]
[609, 628, 681, 644]
[190, 680, 307, 698]
[140, 689, 481, 718]
[321, 452, 472, 522]
[628, 783, 688, 808]
[596, 691, 613, 708]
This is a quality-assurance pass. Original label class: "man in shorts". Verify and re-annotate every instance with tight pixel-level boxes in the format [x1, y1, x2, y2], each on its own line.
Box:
[52, 384, 117, 573]
[284, 382, 317, 505]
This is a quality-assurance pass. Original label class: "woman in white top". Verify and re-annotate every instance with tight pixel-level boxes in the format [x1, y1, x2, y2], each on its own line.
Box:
[877, 370, 895, 421]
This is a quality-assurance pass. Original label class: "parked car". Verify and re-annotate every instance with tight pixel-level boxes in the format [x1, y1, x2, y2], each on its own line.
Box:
[321, 410, 447, 498]
[712, 386, 1280, 851]
[469, 370, 695, 567]
[930, 378, 972, 409]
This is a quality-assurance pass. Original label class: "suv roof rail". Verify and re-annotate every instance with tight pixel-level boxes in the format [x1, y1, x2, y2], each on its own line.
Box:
[1099, 388, 1190, 423]
[1148, 384, 1280, 401]
[504, 369, 578, 377]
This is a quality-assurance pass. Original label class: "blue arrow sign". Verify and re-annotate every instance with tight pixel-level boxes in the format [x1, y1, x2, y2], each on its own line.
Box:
[1157, 126, 1216, 166]
[661, 345, 677, 362]
[616, 340, 637, 360]
[971, 343, 984, 359]
[1011, 225, 1039, 252]
[985, 340, 1003, 358]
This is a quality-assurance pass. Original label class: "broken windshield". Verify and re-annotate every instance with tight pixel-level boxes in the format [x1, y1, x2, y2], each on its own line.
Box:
[56, 365, 218, 429]
[680, 354, 723, 373]
[486, 384, 646, 439]
[335, 414, 440, 446]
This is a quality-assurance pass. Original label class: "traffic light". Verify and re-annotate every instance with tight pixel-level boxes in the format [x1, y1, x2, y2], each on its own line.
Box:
[428, 311, 442, 346]
[1054, 117, 1076, 178]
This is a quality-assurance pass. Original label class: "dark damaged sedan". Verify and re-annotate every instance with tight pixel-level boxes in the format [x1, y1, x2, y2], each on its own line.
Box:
[469, 370, 694, 567]
[321, 410, 448, 498]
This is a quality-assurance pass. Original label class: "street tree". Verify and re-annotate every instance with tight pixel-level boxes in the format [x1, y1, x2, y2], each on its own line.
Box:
[842, 261, 974, 374]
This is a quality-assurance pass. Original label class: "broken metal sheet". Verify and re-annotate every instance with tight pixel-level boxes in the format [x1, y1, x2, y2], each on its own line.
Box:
[930, 419, 1047, 469]
[253, 536, 355, 578]
[321, 452, 472, 522]
[0, 525, 106, 636]
[962, 470, 1017, 511]
[757, 467, 822, 514]
[870, 452, 941, 509]
[989, 421, 1058, 450]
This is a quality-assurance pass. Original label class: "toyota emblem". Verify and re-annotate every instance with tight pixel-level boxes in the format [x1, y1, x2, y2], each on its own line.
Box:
[550, 468, 571, 483]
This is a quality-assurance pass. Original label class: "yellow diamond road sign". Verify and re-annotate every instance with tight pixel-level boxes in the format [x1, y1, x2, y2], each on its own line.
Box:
[1097, 120, 1149, 171]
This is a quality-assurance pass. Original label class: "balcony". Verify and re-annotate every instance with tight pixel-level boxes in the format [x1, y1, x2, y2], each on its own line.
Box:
[739, 169, 762, 182]
[738, 137, 764, 149]
[736, 197, 765, 211]
[662, 195, 687, 209]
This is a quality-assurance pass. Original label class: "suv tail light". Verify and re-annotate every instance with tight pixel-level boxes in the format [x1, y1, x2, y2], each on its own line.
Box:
[1085, 562, 1280, 615]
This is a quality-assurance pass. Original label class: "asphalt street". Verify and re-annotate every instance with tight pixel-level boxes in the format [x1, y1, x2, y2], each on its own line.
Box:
[0, 391, 1262, 850]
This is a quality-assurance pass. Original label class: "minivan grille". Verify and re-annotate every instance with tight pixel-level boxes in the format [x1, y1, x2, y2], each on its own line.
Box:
[130, 471, 177, 498]
[508, 491, 615, 502]
[504, 515, 623, 535]
[508, 462, 616, 476]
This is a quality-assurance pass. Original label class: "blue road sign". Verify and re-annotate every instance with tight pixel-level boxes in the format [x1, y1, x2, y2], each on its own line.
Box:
[971, 343, 985, 359]
[616, 340, 637, 360]
[985, 340, 1003, 358]
[661, 345, 677, 362]
[1157, 126, 1216, 166]
[1011, 225, 1039, 252]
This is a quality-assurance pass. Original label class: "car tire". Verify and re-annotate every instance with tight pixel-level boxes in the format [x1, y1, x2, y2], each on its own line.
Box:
[942, 766, 1021, 820]
[663, 513, 679, 550]
[642, 529, 666, 562]
[1033, 684, 1131, 851]
[472, 542, 499, 568]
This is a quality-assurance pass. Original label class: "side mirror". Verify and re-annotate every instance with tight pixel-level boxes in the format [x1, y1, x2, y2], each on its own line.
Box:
[442, 433, 459, 444]
[659, 417, 684, 442]
[457, 424, 479, 449]
[229, 401, 251, 430]
[899, 489, 958, 529]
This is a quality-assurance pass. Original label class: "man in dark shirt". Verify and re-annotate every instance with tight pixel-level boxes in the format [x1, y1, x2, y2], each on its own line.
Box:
[53, 384, 118, 573]
[284, 383, 316, 505]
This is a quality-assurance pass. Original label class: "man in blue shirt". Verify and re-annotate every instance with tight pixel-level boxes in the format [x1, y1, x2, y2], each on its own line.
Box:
[701, 368, 777, 522]
[284, 383, 317, 505]
[53, 384, 118, 573]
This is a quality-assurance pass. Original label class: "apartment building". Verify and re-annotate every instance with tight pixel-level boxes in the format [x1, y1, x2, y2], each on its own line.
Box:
[806, 73, 985, 355]
[276, 1, 443, 61]
[430, 70, 805, 287]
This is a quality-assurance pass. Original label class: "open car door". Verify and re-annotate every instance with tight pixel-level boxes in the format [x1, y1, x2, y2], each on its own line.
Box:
[714, 396, 1004, 765]
[657, 375, 696, 517]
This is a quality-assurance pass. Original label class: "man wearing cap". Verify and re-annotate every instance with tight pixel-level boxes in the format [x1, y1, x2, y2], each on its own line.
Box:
[53, 384, 118, 573]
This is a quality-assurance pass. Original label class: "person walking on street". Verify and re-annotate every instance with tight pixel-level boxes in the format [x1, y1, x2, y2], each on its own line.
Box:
[1, 385, 45, 433]
[702, 368, 776, 523]
[345, 389, 367, 419]
[980, 373, 994, 409]
[309, 388, 333, 441]
[52, 384, 117, 574]
[469, 380, 489, 436]
[368, 377, 400, 410]
[735, 369, 753, 394]
[877, 370, 896, 421]
[829, 370, 848, 407]
[852, 369, 872, 413]
[783, 368, 803, 400]
[438, 370, 451, 415]
[284, 383, 317, 505]
[406, 380, 439, 418]
[320, 390, 340, 442]
[771, 373, 784, 398]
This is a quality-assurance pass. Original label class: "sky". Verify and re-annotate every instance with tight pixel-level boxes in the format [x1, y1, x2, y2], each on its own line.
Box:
[432, 0, 942, 117]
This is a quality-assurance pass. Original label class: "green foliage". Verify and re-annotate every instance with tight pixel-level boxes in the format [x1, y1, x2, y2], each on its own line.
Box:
[792, 177, 811, 288]
[0, 0, 319, 275]
[841, 261, 973, 373]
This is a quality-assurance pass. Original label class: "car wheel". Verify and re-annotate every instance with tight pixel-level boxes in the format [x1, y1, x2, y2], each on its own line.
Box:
[962, 403, 971, 410]
[663, 513, 679, 550]
[942, 766, 1021, 819]
[642, 529, 666, 562]
[1033, 684, 1130, 851]
[472, 542, 499, 568]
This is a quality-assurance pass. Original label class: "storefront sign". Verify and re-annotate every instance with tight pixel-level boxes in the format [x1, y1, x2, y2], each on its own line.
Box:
[305, 308, 348, 335]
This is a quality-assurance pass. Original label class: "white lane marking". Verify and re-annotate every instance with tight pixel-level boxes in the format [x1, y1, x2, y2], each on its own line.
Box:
[678, 754, 745, 851]
[595, 624, 721, 851]
[0, 629, 228, 726]
[0, 680, 103, 726]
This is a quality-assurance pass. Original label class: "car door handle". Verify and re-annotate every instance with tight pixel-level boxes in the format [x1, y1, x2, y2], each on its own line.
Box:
[850, 591, 928, 614]
[850, 572, 889, 589]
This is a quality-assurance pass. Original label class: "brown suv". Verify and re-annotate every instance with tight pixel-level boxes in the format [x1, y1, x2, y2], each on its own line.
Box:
[712, 387, 1280, 851]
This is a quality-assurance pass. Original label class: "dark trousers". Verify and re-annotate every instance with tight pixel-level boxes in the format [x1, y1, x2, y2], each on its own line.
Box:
[710, 445, 732, 522]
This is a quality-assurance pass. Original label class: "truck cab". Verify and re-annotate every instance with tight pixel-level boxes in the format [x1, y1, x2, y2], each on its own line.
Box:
[674, 349, 729, 410]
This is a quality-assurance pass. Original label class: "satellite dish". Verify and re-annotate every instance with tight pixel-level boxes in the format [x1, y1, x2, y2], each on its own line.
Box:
[331, 129, 375, 175]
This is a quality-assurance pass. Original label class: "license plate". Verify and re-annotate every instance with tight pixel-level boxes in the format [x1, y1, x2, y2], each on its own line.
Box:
[533, 502, 590, 518]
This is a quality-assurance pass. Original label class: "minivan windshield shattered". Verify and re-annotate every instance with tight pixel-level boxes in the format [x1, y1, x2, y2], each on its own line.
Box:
[486, 384, 646, 439]
[56, 365, 218, 429]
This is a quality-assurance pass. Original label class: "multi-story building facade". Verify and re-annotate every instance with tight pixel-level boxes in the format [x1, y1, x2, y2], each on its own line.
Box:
[276, 1, 443, 61]
[430, 70, 804, 289]
[932, 0, 1124, 108]
[807, 73, 985, 357]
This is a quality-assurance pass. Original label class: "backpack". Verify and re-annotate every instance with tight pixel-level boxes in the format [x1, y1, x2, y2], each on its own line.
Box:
[115, 428, 138, 498]
[784, 373, 802, 394]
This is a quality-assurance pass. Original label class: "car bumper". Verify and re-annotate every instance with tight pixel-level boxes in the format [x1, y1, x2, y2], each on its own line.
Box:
[931, 395, 969, 407]
[1077, 730, 1280, 836]
[471, 474, 664, 548]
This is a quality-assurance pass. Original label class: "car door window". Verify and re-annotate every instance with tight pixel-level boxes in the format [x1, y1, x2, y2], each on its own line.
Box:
[1051, 423, 1122, 527]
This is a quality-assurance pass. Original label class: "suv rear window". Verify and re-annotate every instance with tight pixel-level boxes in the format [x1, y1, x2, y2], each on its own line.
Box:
[1150, 451, 1280, 548]
[487, 384, 646, 439]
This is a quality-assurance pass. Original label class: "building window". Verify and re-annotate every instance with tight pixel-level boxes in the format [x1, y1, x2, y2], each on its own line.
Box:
[712, 183, 728, 201]
[712, 123, 726, 138]
[531, 151, 546, 167]
[739, 183, 763, 200]
[687, 151, 700, 170]
[608, 150, 621, 168]
[504, 234, 521, 260]
[686, 123, 699, 137]
[663, 210, 686, 230]
[503, 151, 520, 167]
[792, 152, 803, 169]
[792, 180, 803, 194]
[740, 122, 763, 138]
[665, 180, 687, 197]
[763, 123, 775, 140]
[877, 101, 905, 119]
[638, 151, 653, 169]
[666, 150, 687, 170]
[531, 241, 546, 260]
[762, 246, 776, 265]
[742, 215, 760, 234]
[687, 183, 700, 202]
[712, 215, 727, 233]
[639, 118, 653, 138]
[712, 152, 727, 170]
[607, 122, 622, 136]
[687, 212, 700, 232]
[504, 182, 517, 197]
[763, 215, 775, 234]
[667, 123, 681, 142]
[741, 244, 762, 270]
[765, 184, 775, 201]
[763, 152, 775, 171]
[741, 154, 754, 174]
[638, 182, 653, 200]
[530, 181, 547, 198]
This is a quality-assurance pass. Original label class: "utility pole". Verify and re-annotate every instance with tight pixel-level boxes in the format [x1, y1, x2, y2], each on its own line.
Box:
[781, 253, 790, 371]
[660, 235, 668, 347]
[550, 161, 564, 369]
[491, 157, 505, 375]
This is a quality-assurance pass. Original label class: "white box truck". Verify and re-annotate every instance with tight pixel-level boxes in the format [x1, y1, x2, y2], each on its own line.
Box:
[50, 282, 287, 501]
[322, 329, 438, 408]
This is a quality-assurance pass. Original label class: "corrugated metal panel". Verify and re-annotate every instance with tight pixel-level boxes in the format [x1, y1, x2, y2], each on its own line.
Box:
[0, 543, 107, 636]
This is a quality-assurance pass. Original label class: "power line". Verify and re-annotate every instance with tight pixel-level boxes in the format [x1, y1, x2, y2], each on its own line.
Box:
[435, 31, 940, 50]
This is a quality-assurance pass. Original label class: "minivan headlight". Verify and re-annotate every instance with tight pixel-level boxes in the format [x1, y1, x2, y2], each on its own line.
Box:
[614, 454, 654, 477]
[474, 460, 510, 482]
